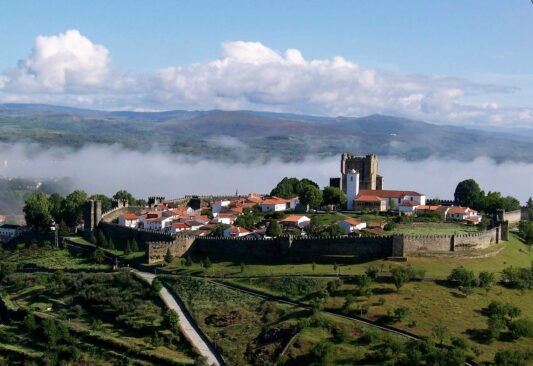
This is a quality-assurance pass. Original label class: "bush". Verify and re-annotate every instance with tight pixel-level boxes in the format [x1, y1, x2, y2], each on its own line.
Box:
[494, 349, 533, 366]
[448, 267, 476, 288]
[365, 265, 380, 279]
[394, 306, 410, 321]
[391, 267, 410, 292]
[508, 318, 533, 340]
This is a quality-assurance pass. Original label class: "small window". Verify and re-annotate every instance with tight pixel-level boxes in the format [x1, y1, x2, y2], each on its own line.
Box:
[350, 176, 353, 181]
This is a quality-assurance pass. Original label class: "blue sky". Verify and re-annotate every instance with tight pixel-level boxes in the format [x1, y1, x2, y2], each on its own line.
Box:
[0, 0, 532, 127]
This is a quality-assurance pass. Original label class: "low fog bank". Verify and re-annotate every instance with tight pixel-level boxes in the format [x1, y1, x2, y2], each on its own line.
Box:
[0, 143, 531, 203]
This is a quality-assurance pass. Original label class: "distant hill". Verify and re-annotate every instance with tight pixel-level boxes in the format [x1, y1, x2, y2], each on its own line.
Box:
[0, 103, 531, 163]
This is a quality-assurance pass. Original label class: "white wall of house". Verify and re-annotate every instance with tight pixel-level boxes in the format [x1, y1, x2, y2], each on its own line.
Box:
[118, 217, 139, 228]
[261, 203, 288, 212]
[144, 217, 173, 231]
[212, 200, 231, 214]
[337, 221, 366, 234]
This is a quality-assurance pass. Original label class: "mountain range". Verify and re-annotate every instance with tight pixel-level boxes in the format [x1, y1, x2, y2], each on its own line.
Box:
[0, 103, 531, 163]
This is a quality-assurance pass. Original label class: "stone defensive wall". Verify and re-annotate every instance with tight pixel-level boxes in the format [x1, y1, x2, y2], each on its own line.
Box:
[101, 206, 148, 223]
[398, 227, 500, 255]
[145, 227, 502, 264]
[502, 208, 527, 225]
[99, 222, 174, 252]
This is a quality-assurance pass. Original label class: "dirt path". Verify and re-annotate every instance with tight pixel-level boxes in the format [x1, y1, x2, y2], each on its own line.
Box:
[134, 271, 225, 366]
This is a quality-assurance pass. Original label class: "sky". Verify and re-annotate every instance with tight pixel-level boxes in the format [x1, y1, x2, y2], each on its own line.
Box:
[0, 1, 533, 128]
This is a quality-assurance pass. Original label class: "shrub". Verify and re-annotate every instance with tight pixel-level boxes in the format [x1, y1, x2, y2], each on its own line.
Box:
[365, 265, 380, 279]
[394, 306, 410, 322]
[508, 318, 533, 340]
[448, 267, 476, 288]
[391, 267, 410, 292]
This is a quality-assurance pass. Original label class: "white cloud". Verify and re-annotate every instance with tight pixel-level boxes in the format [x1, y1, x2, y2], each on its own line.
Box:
[2, 30, 112, 92]
[0, 30, 532, 128]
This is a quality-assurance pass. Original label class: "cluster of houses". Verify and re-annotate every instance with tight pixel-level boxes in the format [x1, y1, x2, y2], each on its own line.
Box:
[116, 187, 483, 239]
[117, 194, 302, 238]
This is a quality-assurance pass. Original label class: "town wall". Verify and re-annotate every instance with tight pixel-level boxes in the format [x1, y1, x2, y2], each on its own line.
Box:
[100, 206, 148, 223]
[99, 222, 174, 252]
[502, 209, 525, 225]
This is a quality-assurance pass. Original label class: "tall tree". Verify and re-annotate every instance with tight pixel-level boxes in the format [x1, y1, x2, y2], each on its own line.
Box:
[322, 186, 346, 207]
[266, 220, 282, 237]
[299, 185, 323, 208]
[23, 193, 52, 228]
[48, 193, 65, 222]
[62, 190, 88, 228]
[113, 190, 136, 205]
[454, 179, 481, 208]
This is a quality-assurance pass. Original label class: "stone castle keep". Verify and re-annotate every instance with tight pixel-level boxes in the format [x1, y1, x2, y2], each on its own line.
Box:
[331, 153, 384, 192]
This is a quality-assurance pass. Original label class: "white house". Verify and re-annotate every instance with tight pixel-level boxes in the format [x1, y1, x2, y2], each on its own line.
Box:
[211, 213, 237, 225]
[190, 214, 210, 225]
[260, 197, 290, 212]
[357, 189, 426, 210]
[212, 200, 231, 214]
[167, 222, 191, 234]
[118, 213, 139, 228]
[144, 216, 173, 231]
[224, 226, 250, 238]
[398, 200, 421, 214]
[446, 206, 482, 223]
[279, 215, 311, 229]
[0, 224, 23, 240]
[337, 218, 367, 234]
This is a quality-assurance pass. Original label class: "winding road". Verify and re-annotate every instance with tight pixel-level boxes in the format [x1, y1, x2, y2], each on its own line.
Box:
[134, 271, 225, 366]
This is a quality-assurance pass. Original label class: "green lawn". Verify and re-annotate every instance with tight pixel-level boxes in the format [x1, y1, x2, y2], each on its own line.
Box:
[388, 223, 479, 235]
[325, 280, 533, 363]
[307, 212, 386, 226]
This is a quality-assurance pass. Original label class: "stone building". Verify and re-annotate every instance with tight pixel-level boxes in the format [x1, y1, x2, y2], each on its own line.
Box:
[339, 153, 384, 192]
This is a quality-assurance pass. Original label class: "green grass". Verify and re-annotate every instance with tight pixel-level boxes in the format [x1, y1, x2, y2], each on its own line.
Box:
[388, 223, 479, 235]
[325, 280, 533, 363]
[307, 212, 385, 226]
[158, 233, 531, 280]
[163, 275, 298, 366]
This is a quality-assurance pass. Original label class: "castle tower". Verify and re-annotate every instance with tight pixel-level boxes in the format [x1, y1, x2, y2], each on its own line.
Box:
[346, 169, 359, 210]
[83, 200, 102, 231]
[340, 153, 380, 192]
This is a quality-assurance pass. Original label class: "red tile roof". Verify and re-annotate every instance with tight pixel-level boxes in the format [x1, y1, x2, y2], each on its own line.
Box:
[400, 200, 420, 207]
[122, 213, 138, 220]
[281, 215, 308, 223]
[358, 189, 424, 199]
[262, 198, 289, 205]
[343, 218, 363, 226]
[355, 195, 384, 202]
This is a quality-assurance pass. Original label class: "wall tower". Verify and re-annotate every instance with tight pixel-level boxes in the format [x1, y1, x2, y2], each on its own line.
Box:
[346, 170, 360, 210]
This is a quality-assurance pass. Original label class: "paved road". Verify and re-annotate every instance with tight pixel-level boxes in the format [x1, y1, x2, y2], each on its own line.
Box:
[134, 271, 224, 366]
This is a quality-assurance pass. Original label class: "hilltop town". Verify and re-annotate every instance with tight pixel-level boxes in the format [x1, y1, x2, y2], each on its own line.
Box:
[98, 154, 486, 242]
[1, 153, 532, 366]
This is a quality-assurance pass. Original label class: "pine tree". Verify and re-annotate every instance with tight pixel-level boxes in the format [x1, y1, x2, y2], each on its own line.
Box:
[97, 230, 108, 248]
[130, 238, 139, 252]
[203, 256, 212, 268]
[124, 240, 132, 255]
[165, 248, 173, 264]
[185, 254, 193, 267]
[108, 237, 115, 250]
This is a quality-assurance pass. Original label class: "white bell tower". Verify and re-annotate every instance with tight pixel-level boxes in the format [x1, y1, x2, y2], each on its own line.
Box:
[346, 169, 359, 210]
